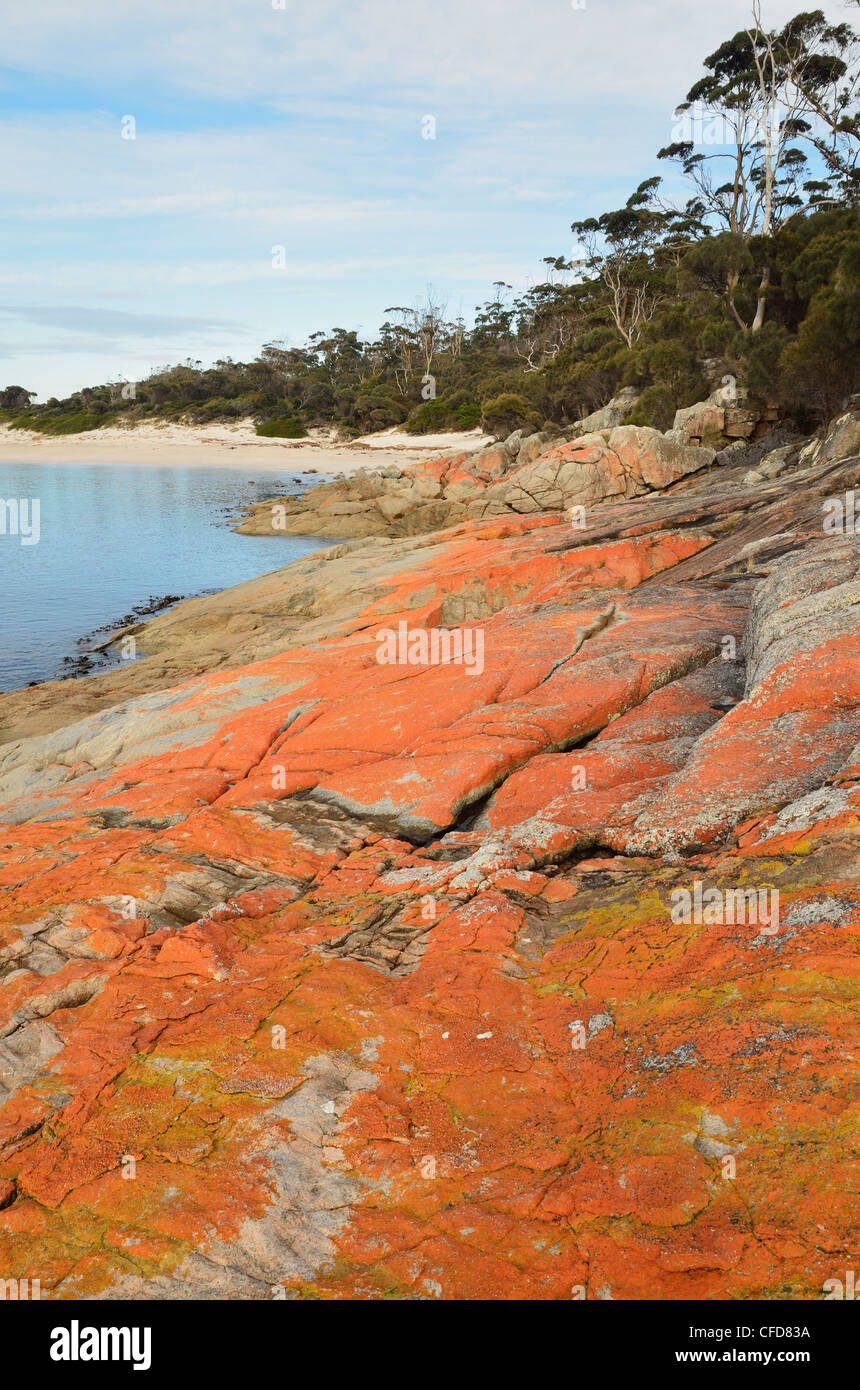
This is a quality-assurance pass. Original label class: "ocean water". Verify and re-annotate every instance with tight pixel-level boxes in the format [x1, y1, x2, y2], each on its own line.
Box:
[0, 461, 335, 694]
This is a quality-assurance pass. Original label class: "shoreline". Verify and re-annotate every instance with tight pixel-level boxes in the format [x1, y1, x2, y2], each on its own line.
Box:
[46, 587, 206, 686]
[0, 421, 492, 475]
[2, 468, 339, 697]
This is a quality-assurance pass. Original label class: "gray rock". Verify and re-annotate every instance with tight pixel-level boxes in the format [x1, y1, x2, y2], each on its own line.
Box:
[515, 432, 549, 466]
[503, 429, 524, 458]
[800, 409, 860, 467]
[572, 386, 641, 435]
[757, 445, 795, 480]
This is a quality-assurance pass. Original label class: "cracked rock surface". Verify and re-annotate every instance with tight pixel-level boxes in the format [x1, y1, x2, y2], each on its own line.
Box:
[0, 448, 857, 1299]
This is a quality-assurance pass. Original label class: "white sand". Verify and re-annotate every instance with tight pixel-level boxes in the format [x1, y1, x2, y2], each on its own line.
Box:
[0, 420, 493, 476]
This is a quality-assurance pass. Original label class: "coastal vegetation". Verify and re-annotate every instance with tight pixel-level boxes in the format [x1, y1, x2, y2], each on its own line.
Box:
[3, 8, 857, 439]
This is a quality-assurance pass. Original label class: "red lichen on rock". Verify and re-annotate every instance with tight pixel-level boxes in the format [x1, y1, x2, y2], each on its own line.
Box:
[0, 459, 857, 1300]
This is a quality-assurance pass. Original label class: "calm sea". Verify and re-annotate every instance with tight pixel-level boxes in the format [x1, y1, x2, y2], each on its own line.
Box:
[0, 461, 334, 694]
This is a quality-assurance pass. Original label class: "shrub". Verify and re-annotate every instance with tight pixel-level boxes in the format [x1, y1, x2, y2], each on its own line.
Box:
[255, 417, 307, 438]
[647, 341, 707, 404]
[405, 393, 482, 434]
[780, 245, 860, 424]
[10, 410, 115, 434]
[742, 322, 791, 409]
[186, 398, 237, 423]
[0, 385, 34, 412]
[352, 384, 409, 432]
[405, 398, 451, 433]
[455, 401, 482, 429]
[623, 385, 676, 432]
[481, 392, 541, 438]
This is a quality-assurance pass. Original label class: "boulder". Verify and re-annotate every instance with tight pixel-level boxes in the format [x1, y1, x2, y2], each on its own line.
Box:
[502, 429, 525, 458]
[674, 385, 786, 452]
[375, 493, 414, 521]
[714, 439, 751, 467]
[469, 444, 510, 477]
[799, 409, 860, 467]
[757, 444, 795, 480]
[723, 405, 758, 439]
[608, 425, 715, 490]
[672, 400, 726, 444]
[516, 431, 554, 466]
[412, 471, 445, 499]
[443, 470, 486, 501]
[572, 386, 641, 434]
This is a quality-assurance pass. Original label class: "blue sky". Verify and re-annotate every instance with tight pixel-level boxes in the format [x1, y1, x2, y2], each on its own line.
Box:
[0, 0, 850, 398]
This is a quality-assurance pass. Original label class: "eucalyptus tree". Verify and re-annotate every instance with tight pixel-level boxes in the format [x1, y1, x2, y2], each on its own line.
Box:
[658, 6, 858, 333]
[571, 179, 668, 349]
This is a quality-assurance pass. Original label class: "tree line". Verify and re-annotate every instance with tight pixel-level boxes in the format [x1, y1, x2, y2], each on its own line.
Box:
[3, 6, 858, 440]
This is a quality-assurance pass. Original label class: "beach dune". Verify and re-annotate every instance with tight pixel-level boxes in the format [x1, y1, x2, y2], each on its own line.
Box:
[0, 419, 493, 475]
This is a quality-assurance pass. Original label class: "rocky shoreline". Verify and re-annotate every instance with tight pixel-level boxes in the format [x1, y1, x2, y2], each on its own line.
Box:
[235, 421, 718, 539]
[0, 402, 857, 1300]
[16, 469, 334, 696]
[43, 593, 191, 685]
[235, 397, 859, 543]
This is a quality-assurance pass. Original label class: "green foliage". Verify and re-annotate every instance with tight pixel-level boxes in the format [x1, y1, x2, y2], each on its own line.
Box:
[5, 10, 859, 445]
[646, 340, 708, 404]
[406, 390, 482, 434]
[10, 409, 115, 434]
[351, 380, 409, 432]
[780, 242, 860, 423]
[682, 235, 754, 307]
[623, 385, 677, 432]
[406, 399, 451, 433]
[455, 401, 482, 429]
[254, 417, 307, 438]
[480, 393, 542, 439]
[743, 322, 792, 407]
[697, 316, 737, 356]
[0, 385, 34, 412]
[6, 207, 856, 442]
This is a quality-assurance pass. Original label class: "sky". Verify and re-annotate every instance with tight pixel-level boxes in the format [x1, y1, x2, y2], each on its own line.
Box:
[0, 0, 852, 398]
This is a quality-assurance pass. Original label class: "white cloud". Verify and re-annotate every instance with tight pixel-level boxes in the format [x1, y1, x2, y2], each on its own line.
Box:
[0, 304, 243, 336]
[4, 0, 843, 109]
[1, 0, 852, 397]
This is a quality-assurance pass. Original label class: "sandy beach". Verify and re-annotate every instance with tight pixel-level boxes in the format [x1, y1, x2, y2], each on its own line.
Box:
[0, 419, 493, 475]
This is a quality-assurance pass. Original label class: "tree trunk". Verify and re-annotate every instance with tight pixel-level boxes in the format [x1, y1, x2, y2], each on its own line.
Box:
[750, 266, 771, 335]
[725, 269, 748, 334]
